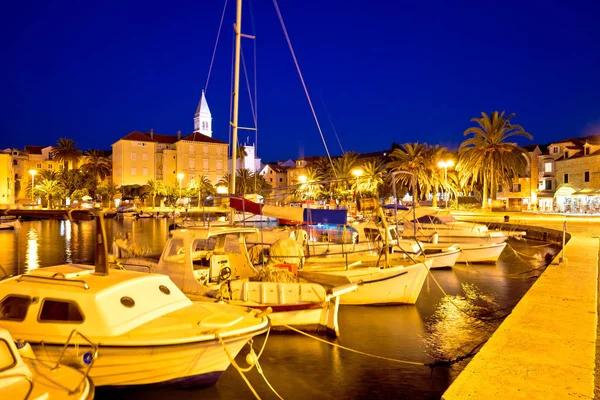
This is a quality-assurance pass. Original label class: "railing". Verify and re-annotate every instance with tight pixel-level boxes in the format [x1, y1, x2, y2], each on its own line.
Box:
[17, 275, 89, 290]
[53, 329, 98, 394]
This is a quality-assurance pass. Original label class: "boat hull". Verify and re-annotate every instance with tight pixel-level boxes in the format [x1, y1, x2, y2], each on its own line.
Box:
[300, 261, 431, 305]
[456, 242, 507, 263]
[30, 335, 254, 388]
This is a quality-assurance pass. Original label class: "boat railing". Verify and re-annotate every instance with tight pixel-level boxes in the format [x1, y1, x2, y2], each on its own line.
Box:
[16, 274, 90, 290]
[0, 264, 15, 281]
[53, 329, 98, 394]
[113, 262, 153, 273]
[0, 373, 33, 399]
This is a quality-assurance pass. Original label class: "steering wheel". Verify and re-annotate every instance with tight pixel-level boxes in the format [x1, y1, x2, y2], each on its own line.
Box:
[218, 267, 232, 282]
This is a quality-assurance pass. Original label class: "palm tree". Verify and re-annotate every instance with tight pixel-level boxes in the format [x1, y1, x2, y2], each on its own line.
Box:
[459, 112, 532, 209]
[97, 182, 120, 209]
[50, 138, 82, 170]
[428, 145, 454, 208]
[387, 143, 434, 206]
[360, 158, 386, 199]
[81, 150, 111, 183]
[144, 180, 166, 207]
[35, 179, 65, 209]
[236, 145, 248, 169]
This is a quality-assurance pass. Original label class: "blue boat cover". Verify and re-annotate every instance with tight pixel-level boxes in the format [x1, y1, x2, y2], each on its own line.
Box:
[304, 208, 347, 225]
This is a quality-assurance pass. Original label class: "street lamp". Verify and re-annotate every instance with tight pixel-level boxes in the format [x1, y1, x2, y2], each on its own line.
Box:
[28, 169, 37, 202]
[352, 168, 363, 196]
[177, 173, 184, 203]
[437, 160, 454, 207]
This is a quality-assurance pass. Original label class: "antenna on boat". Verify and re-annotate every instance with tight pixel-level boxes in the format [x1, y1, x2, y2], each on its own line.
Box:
[94, 211, 109, 275]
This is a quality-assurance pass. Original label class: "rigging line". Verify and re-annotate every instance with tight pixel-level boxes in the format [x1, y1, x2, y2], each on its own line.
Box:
[241, 51, 257, 129]
[271, 0, 337, 179]
[319, 93, 345, 154]
[205, 0, 229, 94]
[248, 0, 259, 157]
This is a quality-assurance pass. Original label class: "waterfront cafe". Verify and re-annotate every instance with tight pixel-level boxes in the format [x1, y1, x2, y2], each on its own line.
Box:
[554, 184, 600, 214]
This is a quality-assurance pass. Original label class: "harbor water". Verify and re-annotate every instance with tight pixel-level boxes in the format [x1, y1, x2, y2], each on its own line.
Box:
[0, 218, 561, 399]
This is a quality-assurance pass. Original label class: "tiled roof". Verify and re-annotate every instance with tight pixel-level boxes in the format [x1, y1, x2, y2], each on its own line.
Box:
[152, 133, 178, 144]
[24, 145, 45, 155]
[120, 131, 156, 142]
[181, 132, 226, 144]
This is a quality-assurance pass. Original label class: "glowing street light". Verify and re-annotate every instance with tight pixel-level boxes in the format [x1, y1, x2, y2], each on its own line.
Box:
[28, 169, 37, 202]
[177, 173, 184, 201]
[437, 160, 454, 206]
[352, 168, 363, 195]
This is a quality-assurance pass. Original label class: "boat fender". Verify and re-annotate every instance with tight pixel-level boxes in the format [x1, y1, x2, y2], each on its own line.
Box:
[431, 232, 439, 244]
[255, 306, 273, 319]
[15, 340, 36, 360]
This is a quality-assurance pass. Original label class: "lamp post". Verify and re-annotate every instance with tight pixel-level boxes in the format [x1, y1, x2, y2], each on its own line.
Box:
[437, 160, 454, 207]
[29, 169, 37, 202]
[177, 173, 184, 204]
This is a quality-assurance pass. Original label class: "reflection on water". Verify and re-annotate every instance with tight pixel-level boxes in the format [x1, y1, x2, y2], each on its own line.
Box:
[25, 228, 39, 271]
[0, 220, 560, 399]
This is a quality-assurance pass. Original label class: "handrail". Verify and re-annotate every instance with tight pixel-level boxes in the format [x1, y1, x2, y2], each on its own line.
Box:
[0, 373, 34, 400]
[53, 329, 98, 394]
[113, 262, 153, 273]
[16, 275, 89, 290]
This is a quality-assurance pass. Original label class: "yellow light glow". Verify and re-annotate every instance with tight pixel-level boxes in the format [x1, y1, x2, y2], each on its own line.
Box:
[29, 169, 37, 176]
[352, 169, 363, 177]
[177, 173, 184, 180]
[298, 175, 307, 184]
[437, 160, 454, 168]
[217, 186, 228, 194]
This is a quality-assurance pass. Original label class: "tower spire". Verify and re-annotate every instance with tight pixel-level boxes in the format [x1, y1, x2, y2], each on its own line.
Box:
[194, 90, 212, 136]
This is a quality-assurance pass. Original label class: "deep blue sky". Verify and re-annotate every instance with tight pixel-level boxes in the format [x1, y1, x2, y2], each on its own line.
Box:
[2, 0, 600, 161]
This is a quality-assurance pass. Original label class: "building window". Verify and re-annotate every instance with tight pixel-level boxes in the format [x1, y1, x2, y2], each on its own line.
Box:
[189, 159, 195, 169]
[544, 162, 552, 173]
[544, 180, 552, 190]
[216, 160, 222, 170]
[204, 146, 208, 154]
[564, 173, 569, 184]
[189, 144, 194, 154]
[279, 178, 283, 183]
[564, 151, 569, 158]
[584, 171, 590, 182]
[553, 147, 559, 154]
[131, 153, 137, 161]
[203, 159, 209, 170]
[131, 167, 136, 175]
[143, 167, 148, 176]
[269, 178, 273, 182]
[217, 147, 222, 155]
[512, 184, 521, 192]
[142, 152, 148, 161]
[48, 164, 53, 169]
[37, 163, 42, 169]
[585, 147, 590, 156]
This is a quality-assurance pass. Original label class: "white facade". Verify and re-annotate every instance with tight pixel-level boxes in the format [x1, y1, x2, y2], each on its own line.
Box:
[193, 91, 212, 137]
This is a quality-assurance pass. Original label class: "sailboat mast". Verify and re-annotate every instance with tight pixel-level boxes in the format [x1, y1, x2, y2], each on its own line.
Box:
[229, 0, 243, 196]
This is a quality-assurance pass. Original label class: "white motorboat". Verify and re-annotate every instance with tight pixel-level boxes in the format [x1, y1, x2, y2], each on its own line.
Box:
[299, 259, 432, 305]
[112, 225, 355, 337]
[0, 327, 94, 400]
[397, 208, 522, 244]
[455, 241, 507, 263]
[0, 215, 269, 388]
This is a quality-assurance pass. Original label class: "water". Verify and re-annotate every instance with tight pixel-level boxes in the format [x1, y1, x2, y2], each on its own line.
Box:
[0, 219, 560, 399]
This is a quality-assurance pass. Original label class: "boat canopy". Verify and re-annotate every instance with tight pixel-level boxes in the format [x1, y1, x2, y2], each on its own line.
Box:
[230, 196, 347, 224]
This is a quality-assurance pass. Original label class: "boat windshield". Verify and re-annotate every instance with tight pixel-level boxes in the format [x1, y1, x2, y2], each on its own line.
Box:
[192, 238, 217, 252]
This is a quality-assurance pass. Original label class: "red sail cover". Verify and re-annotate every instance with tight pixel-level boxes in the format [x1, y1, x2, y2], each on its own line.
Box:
[230, 197, 347, 224]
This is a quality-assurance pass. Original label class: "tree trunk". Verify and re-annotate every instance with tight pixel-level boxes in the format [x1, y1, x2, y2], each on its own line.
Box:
[432, 183, 438, 208]
[481, 176, 489, 209]
[490, 160, 497, 200]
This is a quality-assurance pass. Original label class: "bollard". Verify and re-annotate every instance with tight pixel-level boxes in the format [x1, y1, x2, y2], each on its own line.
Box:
[559, 221, 568, 266]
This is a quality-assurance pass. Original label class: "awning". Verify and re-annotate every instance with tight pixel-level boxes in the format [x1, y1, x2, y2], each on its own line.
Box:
[554, 184, 577, 197]
[571, 188, 597, 196]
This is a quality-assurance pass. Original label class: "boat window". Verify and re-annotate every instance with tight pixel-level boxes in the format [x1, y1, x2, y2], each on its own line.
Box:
[0, 339, 16, 373]
[159, 285, 171, 295]
[192, 238, 217, 252]
[0, 295, 31, 322]
[165, 237, 185, 262]
[39, 300, 84, 323]
[120, 297, 135, 308]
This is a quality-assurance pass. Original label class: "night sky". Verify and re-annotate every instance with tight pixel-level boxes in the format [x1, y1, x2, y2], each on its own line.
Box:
[2, 0, 599, 162]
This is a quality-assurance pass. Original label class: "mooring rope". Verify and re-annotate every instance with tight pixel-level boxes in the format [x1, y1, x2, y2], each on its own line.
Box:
[217, 326, 283, 400]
